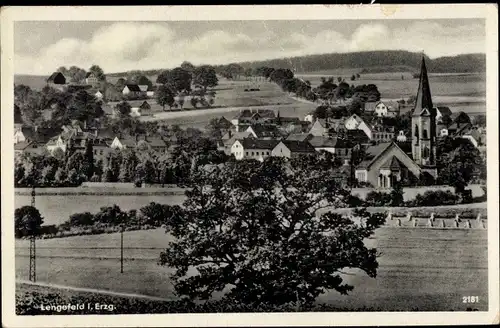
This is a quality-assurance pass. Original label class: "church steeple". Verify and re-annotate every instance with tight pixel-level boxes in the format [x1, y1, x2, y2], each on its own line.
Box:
[413, 56, 434, 117]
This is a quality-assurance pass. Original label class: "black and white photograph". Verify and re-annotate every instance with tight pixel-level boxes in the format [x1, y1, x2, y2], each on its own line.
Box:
[1, 5, 498, 327]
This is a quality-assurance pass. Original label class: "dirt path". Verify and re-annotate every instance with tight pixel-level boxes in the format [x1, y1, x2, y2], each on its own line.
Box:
[17, 280, 172, 301]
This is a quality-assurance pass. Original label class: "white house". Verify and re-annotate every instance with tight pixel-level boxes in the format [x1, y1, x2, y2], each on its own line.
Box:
[85, 72, 99, 85]
[344, 114, 372, 139]
[373, 101, 399, 117]
[122, 84, 142, 96]
[439, 128, 449, 137]
[304, 113, 315, 123]
[95, 90, 103, 100]
[396, 130, 407, 142]
[46, 135, 68, 153]
[130, 107, 141, 117]
[138, 85, 149, 92]
[230, 139, 278, 161]
[110, 136, 126, 150]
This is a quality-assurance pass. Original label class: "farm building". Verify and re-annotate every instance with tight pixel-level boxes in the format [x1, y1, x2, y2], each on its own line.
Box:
[271, 140, 316, 158]
[47, 72, 66, 86]
[230, 138, 279, 161]
[85, 72, 99, 85]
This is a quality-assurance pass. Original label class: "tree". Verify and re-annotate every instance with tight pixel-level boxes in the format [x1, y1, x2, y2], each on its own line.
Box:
[159, 158, 385, 308]
[134, 75, 153, 90]
[180, 61, 195, 74]
[350, 74, 356, 81]
[438, 138, 484, 194]
[156, 85, 176, 111]
[83, 141, 95, 180]
[68, 212, 94, 226]
[88, 65, 106, 81]
[389, 182, 404, 206]
[473, 114, 486, 127]
[139, 202, 177, 227]
[192, 65, 219, 92]
[115, 101, 132, 118]
[15, 164, 26, 187]
[15, 206, 44, 238]
[156, 68, 192, 93]
[68, 66, 87, 83]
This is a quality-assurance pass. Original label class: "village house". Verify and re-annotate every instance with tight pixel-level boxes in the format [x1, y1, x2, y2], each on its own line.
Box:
[15, 141, 45, 159]
[308, 118, 330, 137]
[231, 109, 275, 126]
[94, 90, 104, 100]
[246, 124, 282, 139]
[371, 128, 395, 143]
[122, 84, 144, 97]
[344, 114, 372, 139]
[218, 130, 254, 155]
[373, 101, 400, 117]
[85, 72, 99, 85]
[303, 112, 315, 123]
[271, 140, 316, 158]
[308, 136, 353, 159]
[135, 135, 169, 152]
[230, 138, 278, 161]
[435, 106, 452, 123]
[138, 101, 152, 116]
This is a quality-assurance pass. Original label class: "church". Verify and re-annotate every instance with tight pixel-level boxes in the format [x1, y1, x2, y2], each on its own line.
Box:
[355, 56, 438, 188]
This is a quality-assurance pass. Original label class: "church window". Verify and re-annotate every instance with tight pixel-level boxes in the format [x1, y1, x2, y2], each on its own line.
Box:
[423, 146, 430, 158]
[423, 129, 428, 139]
[414, 125, 419, 141]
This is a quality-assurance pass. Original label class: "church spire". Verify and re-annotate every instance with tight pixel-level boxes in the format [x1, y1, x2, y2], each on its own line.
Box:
[413, 55, 434, 117]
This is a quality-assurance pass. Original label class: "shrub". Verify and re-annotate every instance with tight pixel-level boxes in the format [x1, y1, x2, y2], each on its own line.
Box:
[365, 191, 392, 207]
[407, 190, 459, 207]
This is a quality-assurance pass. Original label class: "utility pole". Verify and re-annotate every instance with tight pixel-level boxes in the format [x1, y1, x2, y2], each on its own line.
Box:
[120, 225, 124, 273]
[29, 185, 36, 282]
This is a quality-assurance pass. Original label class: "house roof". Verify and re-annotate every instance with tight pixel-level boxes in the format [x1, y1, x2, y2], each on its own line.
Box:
[47, 72, 65, 83]
[286, 133, 313, 142]
[436, 106, 452, 117]
[222, 131, 252, 141]
[14, 141, 33, 151]
[85, 72, 96, 78]
[233, 109, 275, 120]
[139, 101, 151, 109]
[279, 140, 316, 153]
[248, 124, 281, 138]
[237, 138, 279, 150]
[346, 129, 370, 143]
[364, 102, 377, 112]
[124, 84, 142, 92]
[309, 136, 353, 148]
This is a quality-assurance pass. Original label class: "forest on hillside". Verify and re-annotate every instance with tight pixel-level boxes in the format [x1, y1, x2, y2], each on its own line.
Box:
[107, 51, 485, 77]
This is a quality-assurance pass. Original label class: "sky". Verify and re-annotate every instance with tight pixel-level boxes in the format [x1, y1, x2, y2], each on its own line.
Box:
[14, 19, 485, 75]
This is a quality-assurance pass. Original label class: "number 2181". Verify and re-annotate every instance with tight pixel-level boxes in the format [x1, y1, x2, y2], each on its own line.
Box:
[463, 296, 479, 303]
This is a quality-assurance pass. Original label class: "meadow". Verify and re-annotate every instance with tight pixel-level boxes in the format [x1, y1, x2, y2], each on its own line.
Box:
[15, 227, 488, 311]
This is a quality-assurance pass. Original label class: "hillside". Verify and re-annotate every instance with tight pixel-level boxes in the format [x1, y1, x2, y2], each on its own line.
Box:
[237, 51, 486, 74]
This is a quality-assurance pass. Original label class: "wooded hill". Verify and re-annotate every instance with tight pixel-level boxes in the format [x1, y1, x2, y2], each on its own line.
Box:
[237, 51, 486, 74]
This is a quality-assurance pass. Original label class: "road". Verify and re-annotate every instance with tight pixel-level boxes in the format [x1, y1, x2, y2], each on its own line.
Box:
[139, 103, 314, 122]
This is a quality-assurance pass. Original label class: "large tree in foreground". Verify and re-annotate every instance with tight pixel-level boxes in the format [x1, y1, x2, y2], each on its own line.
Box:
[159, 158, 385, 308]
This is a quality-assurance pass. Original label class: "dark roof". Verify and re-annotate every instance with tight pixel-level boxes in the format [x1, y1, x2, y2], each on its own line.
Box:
[380, 156, 403, 169]
[248, 124, 281, 138]
[139, 101, 151, 109]
[346, 129, 370, 143]
[412, 57, 435, 117]
[451, 111, 471, 123]
[309, 136, 353, 148]
[237, 138, 279, 150]
[14, 141, 33, 151]
[436, 106, 452, 117]
[124, 84, 141, 92]
[47, 72, 66, 84]
[234, 109, 275, 119]
[286, 133, 313, 142]
[280, 140, 316, 153]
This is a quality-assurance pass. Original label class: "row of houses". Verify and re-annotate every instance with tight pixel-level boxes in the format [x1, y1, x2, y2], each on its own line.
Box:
[47, 71, 155, 99]
[14, 122, 174, 161]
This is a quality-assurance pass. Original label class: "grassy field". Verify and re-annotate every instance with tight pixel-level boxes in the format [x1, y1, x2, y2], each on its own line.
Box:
[14, 184, 486, 226]
[15, 227, 488, 311]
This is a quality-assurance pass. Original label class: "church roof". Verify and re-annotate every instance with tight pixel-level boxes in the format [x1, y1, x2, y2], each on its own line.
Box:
[412, 56, 435, 117]
[380, 156, 404, 169]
